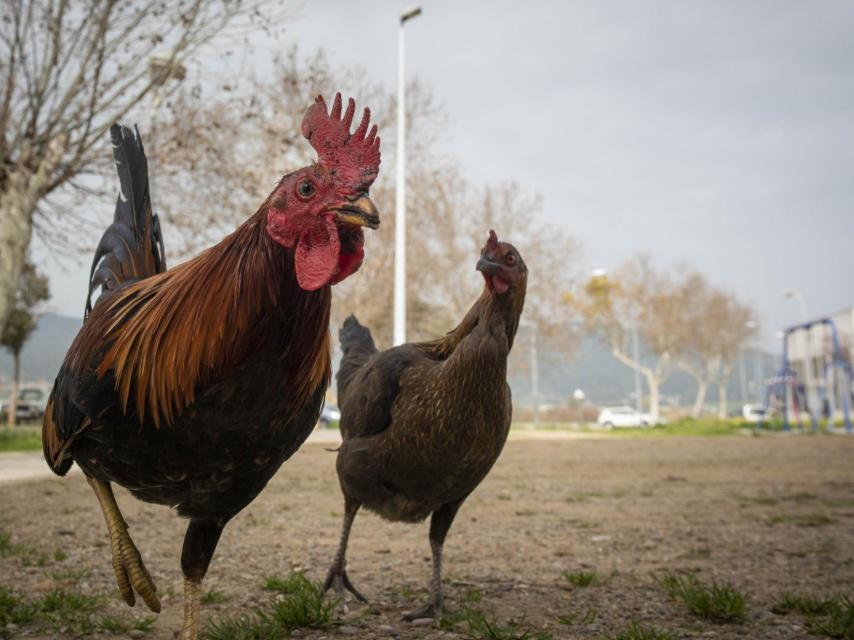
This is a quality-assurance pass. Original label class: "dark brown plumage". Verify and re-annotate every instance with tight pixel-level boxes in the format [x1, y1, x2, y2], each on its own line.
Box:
[43, 95, 381, 640]
[325, 230, 527, 620]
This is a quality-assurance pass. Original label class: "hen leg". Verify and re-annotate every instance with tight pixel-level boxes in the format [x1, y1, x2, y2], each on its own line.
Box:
[324, 496, 367, 604]
[180, 518, 224, 640]
[87, 476, 160, 612]
[403, 499, 464, 622]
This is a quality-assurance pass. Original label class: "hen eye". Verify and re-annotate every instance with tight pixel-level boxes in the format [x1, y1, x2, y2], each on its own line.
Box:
[297, 180, 316, 199]
[505, 253, 516, 265]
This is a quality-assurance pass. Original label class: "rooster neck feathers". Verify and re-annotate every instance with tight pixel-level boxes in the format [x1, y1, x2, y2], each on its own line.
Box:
[73, 208, 332, 428]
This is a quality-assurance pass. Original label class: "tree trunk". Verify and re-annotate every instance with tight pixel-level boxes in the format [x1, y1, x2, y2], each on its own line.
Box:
[0, 186, 35, 333]
[0, 137, 67, 331]
[8, 349, 20, 430]
[643, 369, 660, 423]
[717, 364, 733, 420]
[610, 340, 656, 415]
[692, 380, 708, 418]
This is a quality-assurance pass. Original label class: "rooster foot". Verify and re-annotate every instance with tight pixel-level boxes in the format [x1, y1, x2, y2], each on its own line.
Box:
[402, 600, 441, 622]
[88, 477, 161, 613]
[110, 525, 161, 613]
[324, 565, 368, 606]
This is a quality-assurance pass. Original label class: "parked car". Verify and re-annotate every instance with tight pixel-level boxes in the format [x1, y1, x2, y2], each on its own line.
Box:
[0, 387, 49, 423]
[318, 403, 341, 427]
[596, 406, 658, 428]
[742, 404, 768, 423]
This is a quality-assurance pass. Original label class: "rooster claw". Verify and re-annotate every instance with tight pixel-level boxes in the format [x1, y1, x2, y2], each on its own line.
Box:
[324, 566, 368, 604]
[111, 526, 160, 613]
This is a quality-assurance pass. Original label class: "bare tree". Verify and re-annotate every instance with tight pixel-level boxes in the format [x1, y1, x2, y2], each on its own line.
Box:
[674, 272, 722, 418]
[574, 255, 684, 422]
[0, 0, 284, 330]
[711, 294, 757, 418]
[1, 257, 49, 429]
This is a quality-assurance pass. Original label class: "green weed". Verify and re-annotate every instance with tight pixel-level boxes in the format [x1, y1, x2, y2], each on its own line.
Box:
[657, 571, 746, 623]
[562, 569, 597, 587]
[612, 621, 677, 640]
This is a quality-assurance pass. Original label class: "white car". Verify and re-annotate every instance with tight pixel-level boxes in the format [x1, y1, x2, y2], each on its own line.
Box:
[742, 404, 768, 423]
[596, 406, 656, 428]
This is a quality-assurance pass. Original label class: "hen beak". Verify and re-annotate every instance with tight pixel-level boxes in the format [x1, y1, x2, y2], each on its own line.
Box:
[333, 195, 380, 229]
[476, 255, 502, 276]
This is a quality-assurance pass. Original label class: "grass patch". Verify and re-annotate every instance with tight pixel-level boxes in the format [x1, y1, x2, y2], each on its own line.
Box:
[38, 587, 104, 632]
[0, 531, 51, 567]
[443, 607, 551, 640]
[0, 429, 42, 452]
[773, 592, 854, 639]
[0, 585, 39, 627]
[203, 571, 337, 638]
[202, 614, 277, 640]
[556, 609, 597, 625]
[262, 572, 336, 631]
[562, 569, 597, 587]
[657, 572, 746, 623]
[202, 589, 229, 605]
[611, 621, 677, 640]
[97, 614, 156, 634]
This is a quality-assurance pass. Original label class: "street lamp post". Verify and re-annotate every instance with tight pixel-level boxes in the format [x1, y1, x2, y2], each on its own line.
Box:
[393, 5, 422, 346]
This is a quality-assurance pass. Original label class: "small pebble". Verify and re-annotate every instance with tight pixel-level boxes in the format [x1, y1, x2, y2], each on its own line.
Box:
[129, 630, 146, 639]
[339, 625, 359, 635]
[411, 617, 434, 626]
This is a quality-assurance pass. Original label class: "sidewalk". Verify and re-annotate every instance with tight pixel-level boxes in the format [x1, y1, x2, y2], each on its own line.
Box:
[0, 429, 344, 485]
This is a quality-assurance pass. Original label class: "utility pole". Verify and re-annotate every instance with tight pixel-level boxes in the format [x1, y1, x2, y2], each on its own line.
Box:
[393, 5, 422, 346]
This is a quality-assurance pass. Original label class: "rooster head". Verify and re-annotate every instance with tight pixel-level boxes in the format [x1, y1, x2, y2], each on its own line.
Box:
[476, 230, 527, 295]
[267, 93, 381, 291]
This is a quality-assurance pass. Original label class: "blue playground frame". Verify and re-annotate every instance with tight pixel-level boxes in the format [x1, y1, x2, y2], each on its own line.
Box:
[763, 317, 853, 433]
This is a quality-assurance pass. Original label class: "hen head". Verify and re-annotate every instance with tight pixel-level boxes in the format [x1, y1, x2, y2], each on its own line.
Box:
[476, 230, 527, 295]
[267, 93, 382, 291]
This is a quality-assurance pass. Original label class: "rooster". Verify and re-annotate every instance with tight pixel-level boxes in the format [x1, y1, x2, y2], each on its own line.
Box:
[42, 93, 381, 640]
[324, 230, 527, 620]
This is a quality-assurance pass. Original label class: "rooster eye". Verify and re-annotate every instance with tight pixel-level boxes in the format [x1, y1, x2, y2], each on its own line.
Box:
[296, 180, 316, 199]
[505, 254, 516, 265]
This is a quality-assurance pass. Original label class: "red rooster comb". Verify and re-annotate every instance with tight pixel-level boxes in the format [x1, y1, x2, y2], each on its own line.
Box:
[301, 93, 381, 193]
[484, 229, 499, 253]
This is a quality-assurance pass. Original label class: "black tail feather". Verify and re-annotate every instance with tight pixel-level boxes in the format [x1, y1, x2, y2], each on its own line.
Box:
[337, 314, 377, 400]
[86, 124, 166, 317]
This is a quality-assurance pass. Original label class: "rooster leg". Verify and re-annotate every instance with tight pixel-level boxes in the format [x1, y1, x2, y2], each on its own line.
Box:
[403, 499, 464, 622]
[87, 476, 161, 613]
[324, 497, 367, 605]
[180, 518, 224, 640]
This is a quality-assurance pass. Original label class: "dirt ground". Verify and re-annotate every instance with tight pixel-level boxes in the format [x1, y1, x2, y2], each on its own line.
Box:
[1, 433, 853, 640]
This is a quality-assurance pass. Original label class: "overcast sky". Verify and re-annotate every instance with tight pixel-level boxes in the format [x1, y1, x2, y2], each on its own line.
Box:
[38, 0, 854, 349]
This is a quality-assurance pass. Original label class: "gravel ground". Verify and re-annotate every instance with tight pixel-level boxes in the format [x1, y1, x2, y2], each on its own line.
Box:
[1, 433, 852, 639]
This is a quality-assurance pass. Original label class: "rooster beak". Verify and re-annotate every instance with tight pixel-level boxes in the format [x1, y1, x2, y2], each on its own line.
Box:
[333, 195, 380, 229]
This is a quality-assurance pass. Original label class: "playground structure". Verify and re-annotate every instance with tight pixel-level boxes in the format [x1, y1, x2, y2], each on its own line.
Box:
[764, 310, 854, 433]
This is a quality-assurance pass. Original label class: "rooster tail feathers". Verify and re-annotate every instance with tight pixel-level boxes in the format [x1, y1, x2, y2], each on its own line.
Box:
[337, 314, 377, 400]
[85, 124, 166, 317]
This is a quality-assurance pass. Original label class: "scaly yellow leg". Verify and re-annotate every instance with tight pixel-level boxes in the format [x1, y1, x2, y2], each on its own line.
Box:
[87, 476, 161, 613]
[181, 577, 202, 640]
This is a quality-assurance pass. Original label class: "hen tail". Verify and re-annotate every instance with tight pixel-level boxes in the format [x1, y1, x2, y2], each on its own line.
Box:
[337, 314, 377, 401]
[85, 124, 166, 317]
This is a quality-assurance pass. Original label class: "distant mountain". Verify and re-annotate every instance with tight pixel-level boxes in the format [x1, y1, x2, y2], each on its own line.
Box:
[1, 313, 781, 410]
[0, 313, 81, 384]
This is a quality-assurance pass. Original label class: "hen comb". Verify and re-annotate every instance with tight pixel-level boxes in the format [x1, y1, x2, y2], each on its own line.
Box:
[485, 229, 499, 252]
[301, 93, 381, 193]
